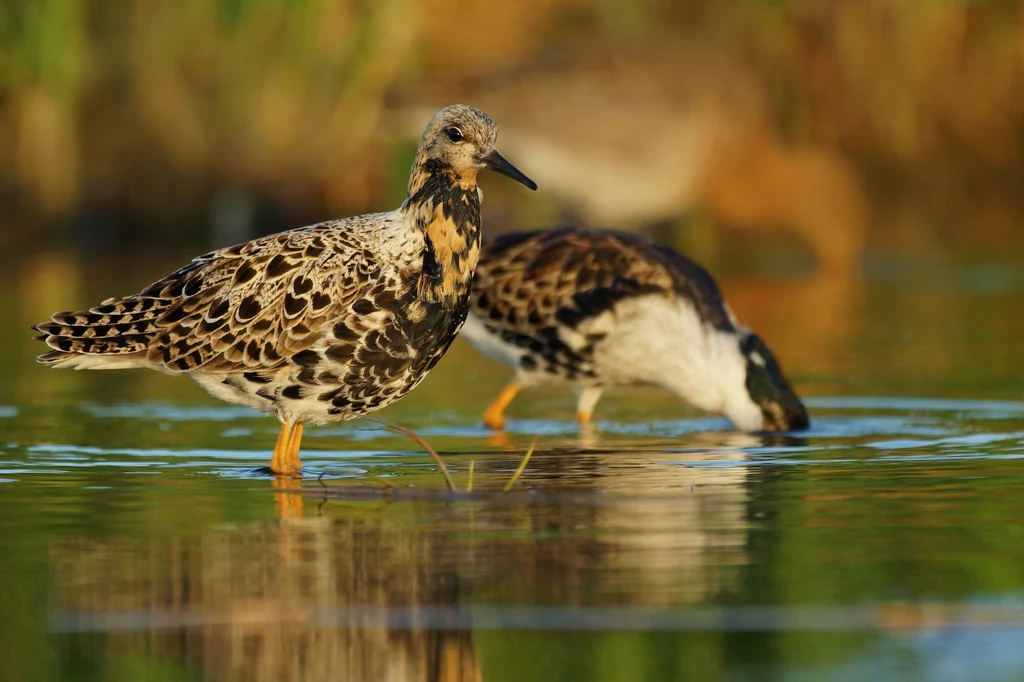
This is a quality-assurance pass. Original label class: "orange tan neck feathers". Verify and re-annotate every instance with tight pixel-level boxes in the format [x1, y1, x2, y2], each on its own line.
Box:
[403, 159, 483, 306]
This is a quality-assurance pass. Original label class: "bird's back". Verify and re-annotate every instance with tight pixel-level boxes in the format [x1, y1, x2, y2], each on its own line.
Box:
[465, 226, 738, 383]
[34, 215, 407, 372]
[32, 213, 476, 424]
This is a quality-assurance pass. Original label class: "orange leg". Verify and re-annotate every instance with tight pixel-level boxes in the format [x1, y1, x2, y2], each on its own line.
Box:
[270, 422, 304, 518]
[576, 386, 603, 425]
[286, 422, 304, 473]
[482, 382, 522, 431]
[270, 422, 292, 474]
[269, 421, 303, 476]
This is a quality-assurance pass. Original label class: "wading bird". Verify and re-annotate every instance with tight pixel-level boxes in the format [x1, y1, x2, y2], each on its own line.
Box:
[34, 104, 536, 475]
[462, 226, 808, 432]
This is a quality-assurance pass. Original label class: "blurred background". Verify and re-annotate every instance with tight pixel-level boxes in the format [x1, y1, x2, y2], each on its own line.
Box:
[1, 0, 1022, 271]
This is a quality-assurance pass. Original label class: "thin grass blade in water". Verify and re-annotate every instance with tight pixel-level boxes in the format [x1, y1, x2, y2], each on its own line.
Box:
[366, 417, 456, 491]
[503, 438, 537, 493]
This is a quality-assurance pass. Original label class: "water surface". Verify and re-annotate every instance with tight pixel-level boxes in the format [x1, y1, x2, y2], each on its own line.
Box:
[2, 252, 1023, 681]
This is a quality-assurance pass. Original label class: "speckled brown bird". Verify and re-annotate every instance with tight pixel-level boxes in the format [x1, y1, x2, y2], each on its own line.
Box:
[461, 226, 809, 432]
[33, 104, 536, 475]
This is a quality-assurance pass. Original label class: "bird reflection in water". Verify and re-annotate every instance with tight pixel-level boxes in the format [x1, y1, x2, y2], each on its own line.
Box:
[48, 432, 783, 680]
[50, 515, 482, 682]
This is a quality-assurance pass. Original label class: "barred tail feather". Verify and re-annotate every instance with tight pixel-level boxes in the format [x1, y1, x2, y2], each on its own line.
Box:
[36, 349, 150, 370]
[32, 295, 170, 371]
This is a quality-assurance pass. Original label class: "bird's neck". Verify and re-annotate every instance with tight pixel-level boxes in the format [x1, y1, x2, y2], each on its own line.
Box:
[401, 159, 483, 306]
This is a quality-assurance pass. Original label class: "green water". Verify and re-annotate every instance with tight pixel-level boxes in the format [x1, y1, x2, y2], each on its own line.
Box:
[2, 251, 1024, 681]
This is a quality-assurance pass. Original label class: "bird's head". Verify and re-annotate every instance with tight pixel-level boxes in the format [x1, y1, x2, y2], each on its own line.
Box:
[721, 332, 809, 433]
[412, 104, 537, 191]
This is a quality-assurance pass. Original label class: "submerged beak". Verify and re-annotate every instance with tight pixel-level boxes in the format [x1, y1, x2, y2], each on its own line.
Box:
[480, 149, 537, 190]
[760, 396, 810, 432]
[741, 334, 810, 432]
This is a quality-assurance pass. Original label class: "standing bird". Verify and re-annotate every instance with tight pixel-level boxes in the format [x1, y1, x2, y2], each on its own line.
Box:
[33, 104, 536, 475]
[461, 227, 809, 432]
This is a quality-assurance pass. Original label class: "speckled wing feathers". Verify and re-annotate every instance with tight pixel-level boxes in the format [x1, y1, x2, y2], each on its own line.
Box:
[141, 227, 367, 373]
[34, 215, 450, 422]
[469, 227, 737, 379]
[38, 223, 364, 373]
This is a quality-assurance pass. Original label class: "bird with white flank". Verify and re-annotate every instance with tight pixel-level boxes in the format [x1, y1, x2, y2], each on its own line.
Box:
[461, 226, 809, 433]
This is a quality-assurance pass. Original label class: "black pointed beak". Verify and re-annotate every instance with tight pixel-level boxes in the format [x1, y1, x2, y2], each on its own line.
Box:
[480, 149, 537, 190]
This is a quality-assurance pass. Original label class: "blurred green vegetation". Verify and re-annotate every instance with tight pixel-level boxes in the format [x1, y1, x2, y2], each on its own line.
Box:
[0, 0, 1021, 253]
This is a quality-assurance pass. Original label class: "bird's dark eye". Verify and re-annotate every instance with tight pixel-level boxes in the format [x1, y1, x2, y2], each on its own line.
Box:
[445, 127, 464, 143]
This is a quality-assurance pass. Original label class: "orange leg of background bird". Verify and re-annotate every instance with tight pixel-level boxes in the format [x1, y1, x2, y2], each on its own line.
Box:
[575, 386, 603, 425]
[482, 382, 522, 431]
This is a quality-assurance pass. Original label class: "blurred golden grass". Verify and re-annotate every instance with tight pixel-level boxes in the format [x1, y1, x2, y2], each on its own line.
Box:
[0, 0, 1021, 250]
